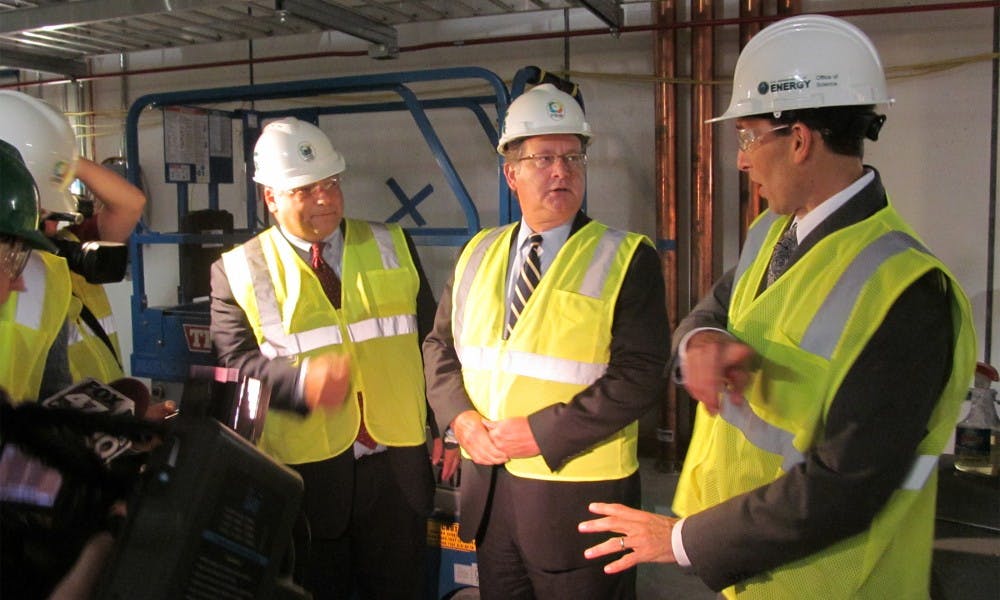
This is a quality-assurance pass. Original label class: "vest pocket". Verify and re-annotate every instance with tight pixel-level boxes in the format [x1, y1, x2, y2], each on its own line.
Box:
[359, 268, 417, 315]
[532, 289, 611, 357]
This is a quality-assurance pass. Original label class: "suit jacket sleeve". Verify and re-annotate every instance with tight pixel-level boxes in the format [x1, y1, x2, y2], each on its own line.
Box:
[403, 231, 442, 437]
[679, 270, 954, 591]
[209, 258, 303, 411]
[422, 265, 474, 437]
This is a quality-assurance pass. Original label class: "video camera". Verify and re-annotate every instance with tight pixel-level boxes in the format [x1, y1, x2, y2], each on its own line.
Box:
[0, 375, 309, 600]
[50, 237, 128, 284]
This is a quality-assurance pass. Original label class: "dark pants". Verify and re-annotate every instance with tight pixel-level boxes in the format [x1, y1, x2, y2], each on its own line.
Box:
[475, 468, 636, 600]
[301, 452, 427, 600]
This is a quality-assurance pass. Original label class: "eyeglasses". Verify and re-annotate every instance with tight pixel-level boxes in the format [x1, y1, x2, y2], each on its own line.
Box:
[282, 175, 341, 202]
[514, 153, 588, 171]
[0, 238, 31, 281]
[736, 124, 790, 152]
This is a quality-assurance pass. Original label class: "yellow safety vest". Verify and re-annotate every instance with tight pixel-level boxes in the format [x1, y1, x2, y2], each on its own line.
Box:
[221, 219, 427, 465]
[57, 231, 125, 384]
[452, 221, 647, 481]
[0, 251, 72, 402]
[674, 204, 977, 599]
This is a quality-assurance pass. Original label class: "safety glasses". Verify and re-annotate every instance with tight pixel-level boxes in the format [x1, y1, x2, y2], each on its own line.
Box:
[736, 124, 790, 152]
[0, 237, 31, 281]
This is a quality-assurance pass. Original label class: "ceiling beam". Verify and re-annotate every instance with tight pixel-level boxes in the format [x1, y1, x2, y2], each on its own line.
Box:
[277, 0, 398, 55]
[578, 0, 623, 30]
[0, 46, 88, 77]
[0, 0, 237, 35]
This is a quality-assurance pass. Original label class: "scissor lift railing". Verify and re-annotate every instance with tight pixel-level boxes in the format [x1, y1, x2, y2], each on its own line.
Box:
[124, 66, 513, 382]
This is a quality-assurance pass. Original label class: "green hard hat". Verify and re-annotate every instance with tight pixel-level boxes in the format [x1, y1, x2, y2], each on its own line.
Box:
[0, 139, 57, 253]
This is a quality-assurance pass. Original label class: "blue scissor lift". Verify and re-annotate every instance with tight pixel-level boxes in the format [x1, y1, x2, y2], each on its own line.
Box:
[124, 65, 585, 599]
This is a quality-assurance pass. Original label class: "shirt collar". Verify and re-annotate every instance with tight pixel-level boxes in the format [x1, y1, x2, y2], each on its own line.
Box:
[793, 168, 874, 242]
[278, 225, 344, 266]
[515, 219, 572, 256]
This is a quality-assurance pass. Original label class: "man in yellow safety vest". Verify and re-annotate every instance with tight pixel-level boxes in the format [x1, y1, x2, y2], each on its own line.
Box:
[423, 83, 670, 599]
[579, 14, 976, 600]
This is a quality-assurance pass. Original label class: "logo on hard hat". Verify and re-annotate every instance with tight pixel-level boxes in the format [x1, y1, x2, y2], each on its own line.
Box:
[546, 100, 566, 121]
[298, 142, 315, 162]
[758, 78, 812, 96]
[51, 160, 70, 183]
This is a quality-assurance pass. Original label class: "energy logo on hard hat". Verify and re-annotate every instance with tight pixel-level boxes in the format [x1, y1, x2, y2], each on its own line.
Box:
[757, 77, 812, 96]
[546, 100, 565, 121]
[298, 142, 316, 162]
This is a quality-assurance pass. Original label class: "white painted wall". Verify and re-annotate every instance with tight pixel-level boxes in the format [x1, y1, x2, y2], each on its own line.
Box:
[27, 1, 999, 395]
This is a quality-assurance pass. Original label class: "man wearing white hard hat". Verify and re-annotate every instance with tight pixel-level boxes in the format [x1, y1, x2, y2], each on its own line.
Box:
[210, 117, 447, 599]
[423, 84, 670, 598]
[579, 14, 976, 598]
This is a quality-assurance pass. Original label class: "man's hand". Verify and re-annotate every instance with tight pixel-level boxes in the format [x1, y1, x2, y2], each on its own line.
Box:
[430, 437, 462, 483]
[578, 502, 679, 573]
[141, 400, 177, 422]
[451, 410, 508, 465]
[303, 352, 351, 410]
[682, 330, 755, 414]
[484, 416, 540, 459]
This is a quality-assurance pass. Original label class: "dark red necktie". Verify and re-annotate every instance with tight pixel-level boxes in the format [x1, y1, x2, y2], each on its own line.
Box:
[309, 242, 375, 448]
[310, 242, 341, 309]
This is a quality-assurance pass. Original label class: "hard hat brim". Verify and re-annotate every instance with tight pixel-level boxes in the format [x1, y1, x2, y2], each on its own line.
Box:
[15, 229, 58, 253]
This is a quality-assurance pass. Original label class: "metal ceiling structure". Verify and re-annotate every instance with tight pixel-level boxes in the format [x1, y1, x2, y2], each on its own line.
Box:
[0, 0, 629, 78]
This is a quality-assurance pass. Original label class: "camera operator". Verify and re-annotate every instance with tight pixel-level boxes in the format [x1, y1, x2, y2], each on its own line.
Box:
[0, 140, 116, 599]
[0, 91, 145, 395]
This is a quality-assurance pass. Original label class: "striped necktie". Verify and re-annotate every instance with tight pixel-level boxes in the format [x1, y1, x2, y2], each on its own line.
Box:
[765, 222, 798, 288]
[506, 233, 543, 339]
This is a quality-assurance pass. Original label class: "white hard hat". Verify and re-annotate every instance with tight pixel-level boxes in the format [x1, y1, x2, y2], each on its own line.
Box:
[252, 117, 346, 191]
[497, 83, 592, 154]
[708, 14, 893, 123]
[0, 90, 79, 213]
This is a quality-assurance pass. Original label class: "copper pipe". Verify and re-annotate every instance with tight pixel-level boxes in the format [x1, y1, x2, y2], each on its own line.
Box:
[691, 0, 716, 302]
[738, 0, 765, 243]
[654, 0, 680, 472]
[778, 0, 804, 16]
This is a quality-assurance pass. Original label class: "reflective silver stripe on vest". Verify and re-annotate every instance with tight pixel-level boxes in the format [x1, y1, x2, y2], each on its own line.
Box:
[719, 394, 805, 472]
[66, 321, 84, 345]
[98, 315, 117, 335]
[457, 345, 607, 385]
[453, 227, 508, 351]
[260, 325, 343, 358]
[243, 237, 326, 359]
[370, 222, 400, 270]
[347, 314, 418, 343]
[579, 229, 627, 298]
[725, 231, 932, 474]
[902, 454, 938, 490]
[801, 231, 928, 360]
[734, 211, 781, 284]
[15, 254, 47, 329]
[68, 314, 116, 346]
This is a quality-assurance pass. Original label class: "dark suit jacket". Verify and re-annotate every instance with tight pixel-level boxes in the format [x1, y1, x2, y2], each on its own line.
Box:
[674, 169, 956, 591]
[422, 212, 671, 570]
[209, 224, 438, 538]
